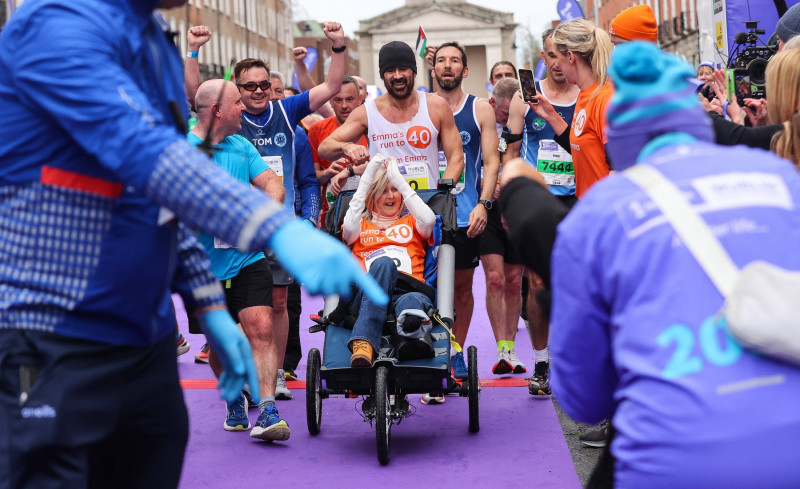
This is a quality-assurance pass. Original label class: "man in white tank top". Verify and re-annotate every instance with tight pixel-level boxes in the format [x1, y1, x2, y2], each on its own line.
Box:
[318, 41, 464, 190]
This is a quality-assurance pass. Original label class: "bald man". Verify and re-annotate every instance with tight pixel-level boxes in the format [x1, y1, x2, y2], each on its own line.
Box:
[352, 75, 368, 104]
[189, 80, 292, 442]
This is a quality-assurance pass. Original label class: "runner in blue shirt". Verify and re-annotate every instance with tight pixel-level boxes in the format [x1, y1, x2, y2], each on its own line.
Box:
[503, 28, 580, 398]
[424, 42, 501, 402]
[188, 79, 293, 441]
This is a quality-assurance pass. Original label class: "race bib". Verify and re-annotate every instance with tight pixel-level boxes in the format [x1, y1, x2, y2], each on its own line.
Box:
[397, 162, 429, 190]
[262, 155, 283, 183]
[364, 246, 412, 275]
[536, 139, 575, 187]
[438, 150, 466, 194]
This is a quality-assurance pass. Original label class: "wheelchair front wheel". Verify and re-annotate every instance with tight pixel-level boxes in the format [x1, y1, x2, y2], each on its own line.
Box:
[375, 365, 391, 465]
[306, 348, 322, 435]
[467, 345, 480, 433]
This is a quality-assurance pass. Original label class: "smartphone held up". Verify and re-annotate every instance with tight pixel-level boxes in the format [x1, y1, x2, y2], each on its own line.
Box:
[518, 69, 538, 104]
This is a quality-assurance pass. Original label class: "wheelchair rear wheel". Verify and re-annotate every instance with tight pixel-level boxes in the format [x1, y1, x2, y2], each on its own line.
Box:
[375, 365, 391, 465]
[467, 345, 480, 433]
[306, 348, 322, 435]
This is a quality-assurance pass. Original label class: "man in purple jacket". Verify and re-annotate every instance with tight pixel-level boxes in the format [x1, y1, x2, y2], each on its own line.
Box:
[502, 42, 800, 488]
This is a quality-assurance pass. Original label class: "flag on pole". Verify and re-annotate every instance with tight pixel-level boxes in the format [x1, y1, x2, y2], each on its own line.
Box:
[415, 25, 428, 59]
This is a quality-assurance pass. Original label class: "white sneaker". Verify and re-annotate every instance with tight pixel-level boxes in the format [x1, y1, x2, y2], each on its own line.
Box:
[420, 393, 445, 405]
[492, 346, 513, 375]
[276, 369, 293, 400]
[508, 348, 527, 374]
[176, 334, 190, 356]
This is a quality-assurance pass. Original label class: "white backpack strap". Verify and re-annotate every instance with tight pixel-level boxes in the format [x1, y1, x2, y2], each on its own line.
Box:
[625, 164, 739, 297]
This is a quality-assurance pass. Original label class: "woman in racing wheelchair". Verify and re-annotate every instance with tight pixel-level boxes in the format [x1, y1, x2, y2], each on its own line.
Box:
[341, 154, 437, 368]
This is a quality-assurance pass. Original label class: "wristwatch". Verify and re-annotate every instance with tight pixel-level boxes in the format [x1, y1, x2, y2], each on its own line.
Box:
[479, 199, 493, 210]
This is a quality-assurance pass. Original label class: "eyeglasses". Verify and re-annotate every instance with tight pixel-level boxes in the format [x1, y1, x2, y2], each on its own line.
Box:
[237, 80, 271, 92]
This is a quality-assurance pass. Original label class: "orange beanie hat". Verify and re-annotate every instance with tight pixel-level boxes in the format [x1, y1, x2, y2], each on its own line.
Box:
[609, 5, 658, 44]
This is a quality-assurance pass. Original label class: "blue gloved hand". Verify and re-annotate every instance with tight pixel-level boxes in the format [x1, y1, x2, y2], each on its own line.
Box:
[198, 309, 260, 404]
[269, 219, 389, 306]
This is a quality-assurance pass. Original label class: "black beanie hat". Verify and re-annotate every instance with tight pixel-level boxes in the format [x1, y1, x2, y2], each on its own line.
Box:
[379, 41, 417, 77]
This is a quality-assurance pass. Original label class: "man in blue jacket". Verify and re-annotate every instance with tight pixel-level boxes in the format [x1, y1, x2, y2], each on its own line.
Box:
[0, 1, 385, 487]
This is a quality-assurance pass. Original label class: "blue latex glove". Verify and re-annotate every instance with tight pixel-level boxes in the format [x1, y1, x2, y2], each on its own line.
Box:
[198, 309, 260, 404]
[269, 219, 389, 306]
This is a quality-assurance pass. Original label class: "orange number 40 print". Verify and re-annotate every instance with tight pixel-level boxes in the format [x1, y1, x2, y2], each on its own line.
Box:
[406, 126, 432, 149]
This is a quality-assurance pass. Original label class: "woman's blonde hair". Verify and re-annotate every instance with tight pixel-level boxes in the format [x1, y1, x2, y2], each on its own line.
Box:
[766, 48, 800, 167]
[697, 65, 714, 77]
[553, 18, 613, 99]
[362, 165, 405, 221]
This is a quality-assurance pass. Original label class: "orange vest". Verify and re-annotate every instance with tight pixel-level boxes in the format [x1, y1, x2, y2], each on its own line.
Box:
[350, 214, 433, 282]
[570, 81, 614, 198]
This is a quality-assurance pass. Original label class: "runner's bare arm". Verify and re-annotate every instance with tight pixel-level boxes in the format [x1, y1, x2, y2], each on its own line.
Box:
[307, 22, 345, 112]
[476, 99, 499, 202]
[503, 94, 527, 164]
[317, 158, 346, 185]
[293, 47, 314, 92]
[185, 25, 211, 109]
[318, 106, 370, 163]
[252, 169, 285, 203]
[431, 95, 465, 182]
[463, 99, 499, 238]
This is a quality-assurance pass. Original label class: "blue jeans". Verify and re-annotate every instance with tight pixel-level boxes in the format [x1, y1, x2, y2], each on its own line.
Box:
[349, 256, 433, 351]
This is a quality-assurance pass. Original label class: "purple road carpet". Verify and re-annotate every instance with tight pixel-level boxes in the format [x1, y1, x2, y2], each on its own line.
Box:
[175, 264, 581, 488]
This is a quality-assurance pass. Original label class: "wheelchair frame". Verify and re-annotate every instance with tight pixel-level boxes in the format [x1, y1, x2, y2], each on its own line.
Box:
[305, 187, 480, 465]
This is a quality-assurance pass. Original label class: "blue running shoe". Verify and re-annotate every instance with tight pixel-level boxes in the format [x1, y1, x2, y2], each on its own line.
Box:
[451, 351, 468, 380]
[250, 404, 290, 441]
[223, 393, 250, 431]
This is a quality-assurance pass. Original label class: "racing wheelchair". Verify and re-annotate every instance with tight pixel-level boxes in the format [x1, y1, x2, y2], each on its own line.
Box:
[305, 185, 480, 465]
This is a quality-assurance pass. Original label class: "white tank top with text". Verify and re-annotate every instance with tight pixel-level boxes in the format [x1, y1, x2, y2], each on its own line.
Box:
[366, 91, 440, 190]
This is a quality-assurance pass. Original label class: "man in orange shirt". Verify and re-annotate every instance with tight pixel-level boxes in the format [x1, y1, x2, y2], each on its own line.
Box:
[307, 76, 367, 226]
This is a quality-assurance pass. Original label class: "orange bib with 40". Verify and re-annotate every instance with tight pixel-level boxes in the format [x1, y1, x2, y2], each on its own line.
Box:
[406, 126, 433, 149]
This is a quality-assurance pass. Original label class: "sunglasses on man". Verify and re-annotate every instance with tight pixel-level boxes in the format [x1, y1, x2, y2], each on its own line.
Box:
[237, 80, 271, 92]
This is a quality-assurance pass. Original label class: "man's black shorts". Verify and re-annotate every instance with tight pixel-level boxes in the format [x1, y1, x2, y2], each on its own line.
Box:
[478, 204, 522, 265]
[186, 258, 273, 333]
[223, 258, 273, 321]
[454, 227, 481, 270]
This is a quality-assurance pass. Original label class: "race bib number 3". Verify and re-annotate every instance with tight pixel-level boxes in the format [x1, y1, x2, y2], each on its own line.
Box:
[364, 246, 413, 275]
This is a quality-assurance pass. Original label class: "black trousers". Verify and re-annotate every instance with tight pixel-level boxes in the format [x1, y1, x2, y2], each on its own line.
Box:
[0, 330, 188, 489]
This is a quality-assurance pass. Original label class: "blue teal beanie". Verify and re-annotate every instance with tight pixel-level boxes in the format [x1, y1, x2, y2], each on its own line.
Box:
[606, 42, 712, 170]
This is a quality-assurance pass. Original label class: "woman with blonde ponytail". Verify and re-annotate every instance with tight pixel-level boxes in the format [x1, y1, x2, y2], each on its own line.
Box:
[766, 48, 800, 167]
[528, 18, 615, 198]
